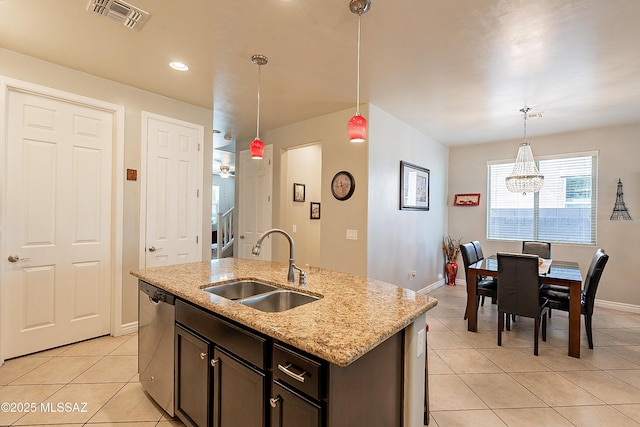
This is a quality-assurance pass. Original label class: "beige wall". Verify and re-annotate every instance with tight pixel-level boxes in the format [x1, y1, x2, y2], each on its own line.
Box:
[281, 144, 322, 267]
[239, 107, 369, 276]
[448, 122, 640, 308]
[367, 105, 449, 290]
[0, 48, 214, 325]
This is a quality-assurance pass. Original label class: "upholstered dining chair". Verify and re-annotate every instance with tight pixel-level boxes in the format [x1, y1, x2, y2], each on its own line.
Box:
[541, 248, 609, 349]
[522, 241, 551, 259]
[497, 252, 549, 356]
[460, 242, 497, 319]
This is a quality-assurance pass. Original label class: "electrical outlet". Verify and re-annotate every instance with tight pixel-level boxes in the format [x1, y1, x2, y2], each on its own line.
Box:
[346, 229, 358, 240]
[292, 224, 297, 233]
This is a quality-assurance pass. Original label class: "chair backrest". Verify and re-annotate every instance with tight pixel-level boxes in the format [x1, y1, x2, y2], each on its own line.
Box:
[583, 248, 609, 315]
[460, 242, 478, 278]
[471, 241, 485, 260]
[497, 252, 541, 318]
[522, 241, 551, 259]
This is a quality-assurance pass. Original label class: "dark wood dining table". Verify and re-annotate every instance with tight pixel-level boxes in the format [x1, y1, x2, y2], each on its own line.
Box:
[467, 255, 584, 358]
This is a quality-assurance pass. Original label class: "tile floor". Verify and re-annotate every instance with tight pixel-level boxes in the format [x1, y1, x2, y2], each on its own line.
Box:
[0, 283, 638, 426]
[426, 284, 640, 426]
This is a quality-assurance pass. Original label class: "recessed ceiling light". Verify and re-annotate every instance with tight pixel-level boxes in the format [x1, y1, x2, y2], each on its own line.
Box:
[169, 61, 189, 71]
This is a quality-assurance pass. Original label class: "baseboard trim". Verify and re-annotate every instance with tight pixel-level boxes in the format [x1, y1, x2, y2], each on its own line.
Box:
[118, 321, 138, 336]
[595, 299, 640, 314]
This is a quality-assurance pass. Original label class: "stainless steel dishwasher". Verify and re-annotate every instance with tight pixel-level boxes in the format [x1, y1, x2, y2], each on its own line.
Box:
[139, 281, 175, 416]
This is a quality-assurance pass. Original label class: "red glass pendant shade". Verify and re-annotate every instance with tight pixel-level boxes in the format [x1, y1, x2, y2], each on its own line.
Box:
[348, 114, 367, 142]
[250, 137, 265, 159]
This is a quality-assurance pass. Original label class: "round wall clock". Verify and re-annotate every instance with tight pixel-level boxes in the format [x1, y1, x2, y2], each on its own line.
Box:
[331, 171, 355, 201]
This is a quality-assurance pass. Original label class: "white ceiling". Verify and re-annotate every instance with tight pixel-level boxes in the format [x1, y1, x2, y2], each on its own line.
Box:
[2, 0, 640, 150]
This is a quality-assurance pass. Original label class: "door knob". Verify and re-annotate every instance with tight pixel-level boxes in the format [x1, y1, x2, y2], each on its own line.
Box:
[8, 255, 30, 263]
[240, 235, 245, 239]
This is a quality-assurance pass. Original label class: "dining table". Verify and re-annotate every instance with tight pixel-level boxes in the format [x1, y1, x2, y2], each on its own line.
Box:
[467, 255, 584, 358]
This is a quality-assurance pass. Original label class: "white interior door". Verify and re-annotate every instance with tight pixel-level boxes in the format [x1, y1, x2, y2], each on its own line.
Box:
[3, 89, 113, 359]
[238, 146, 273, 259]
[143, 113, 202, 267]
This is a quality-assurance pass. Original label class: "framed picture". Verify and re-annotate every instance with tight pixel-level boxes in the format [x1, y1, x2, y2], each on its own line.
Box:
[293, 183, 305, 202]
[400, 161, 430, 211]
[454, 193, 481, 206]
[310, 202, 321, 219]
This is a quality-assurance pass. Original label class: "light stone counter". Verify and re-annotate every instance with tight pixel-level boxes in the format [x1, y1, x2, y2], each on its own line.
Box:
[131, 258, 437, 367]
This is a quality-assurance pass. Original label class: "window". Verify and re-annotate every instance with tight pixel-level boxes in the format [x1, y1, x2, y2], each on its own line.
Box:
[487, 152, 598, 245]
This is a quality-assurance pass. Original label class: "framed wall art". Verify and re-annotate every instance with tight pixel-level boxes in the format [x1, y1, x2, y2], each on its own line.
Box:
[310, 202, 321, 219]
[454, 193, 481, 206]
[400, 161, 430, 211]
[293, 183, 305, 202]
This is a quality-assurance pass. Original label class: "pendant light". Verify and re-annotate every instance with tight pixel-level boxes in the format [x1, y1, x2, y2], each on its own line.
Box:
[505, 107, 544, 195]
[250, 54, 268, 159]
[219, 165, 230, 179]
[347, 0, 371, 143]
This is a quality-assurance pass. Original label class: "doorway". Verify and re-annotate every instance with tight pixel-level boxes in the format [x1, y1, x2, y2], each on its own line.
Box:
[279, 144, 322, 267]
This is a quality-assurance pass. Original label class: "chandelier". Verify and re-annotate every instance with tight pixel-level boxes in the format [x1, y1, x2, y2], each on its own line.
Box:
[347, 0, 371, 142]
[249, 54, 268, 159]
[505, 107, 544, 195]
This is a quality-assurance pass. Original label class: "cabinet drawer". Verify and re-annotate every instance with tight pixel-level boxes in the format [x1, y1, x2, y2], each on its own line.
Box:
[176, 299, 265, 370]
[272, 343, 323, 400]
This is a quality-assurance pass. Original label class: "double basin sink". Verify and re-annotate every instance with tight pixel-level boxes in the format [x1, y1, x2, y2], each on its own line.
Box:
[204, 280, 320, 313]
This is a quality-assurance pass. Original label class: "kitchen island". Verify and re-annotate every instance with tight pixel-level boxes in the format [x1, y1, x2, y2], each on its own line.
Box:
[132, 258, 437, 427]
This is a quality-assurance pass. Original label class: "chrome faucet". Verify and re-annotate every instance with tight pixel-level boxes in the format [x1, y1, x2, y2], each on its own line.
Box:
[251, 228, 307, 285]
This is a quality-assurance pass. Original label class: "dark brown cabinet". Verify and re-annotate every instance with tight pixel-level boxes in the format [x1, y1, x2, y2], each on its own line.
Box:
[270, 380, 321, 427]
[212, 347, 265, 427]
[175, 324, 210, 427]
[173, 298, 404, 427]
[175, 300, 266, 427]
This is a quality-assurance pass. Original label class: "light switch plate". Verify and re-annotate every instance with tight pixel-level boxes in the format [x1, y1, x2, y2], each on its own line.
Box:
[346, 229, 358, 240]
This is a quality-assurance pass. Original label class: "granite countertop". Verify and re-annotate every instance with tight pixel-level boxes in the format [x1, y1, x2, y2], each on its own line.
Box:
[131, 258, 438, 367]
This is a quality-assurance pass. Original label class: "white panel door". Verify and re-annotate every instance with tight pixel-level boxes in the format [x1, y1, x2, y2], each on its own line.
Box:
[144, 114, 202, 267]
[238, 146, 273, 259]
[4, 89, 112, 359]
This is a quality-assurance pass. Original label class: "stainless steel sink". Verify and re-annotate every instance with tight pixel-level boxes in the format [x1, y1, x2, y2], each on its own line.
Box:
[240, 290, 320, 312]
[204, 280, 279, 301]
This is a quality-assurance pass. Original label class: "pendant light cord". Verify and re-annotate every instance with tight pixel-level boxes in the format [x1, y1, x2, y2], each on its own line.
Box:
[521, 107, 530, 141]
[256, 64, 261, 139]
[356, 13, 362, 115]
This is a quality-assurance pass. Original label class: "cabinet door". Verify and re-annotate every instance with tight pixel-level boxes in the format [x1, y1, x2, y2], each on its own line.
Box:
[212, 347, 265, 427]
[270, 381, 321, 427]
[175, 325, 210, 427]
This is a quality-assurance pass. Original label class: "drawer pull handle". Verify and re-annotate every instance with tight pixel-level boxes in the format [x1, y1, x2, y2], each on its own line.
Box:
[278, 363, 306, 383]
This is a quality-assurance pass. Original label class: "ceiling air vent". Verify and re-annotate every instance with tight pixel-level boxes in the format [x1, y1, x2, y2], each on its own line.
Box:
[86, 0, 150, 31]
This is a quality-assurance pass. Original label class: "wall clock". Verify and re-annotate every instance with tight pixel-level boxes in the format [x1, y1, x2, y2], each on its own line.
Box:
[331, 171, 355, 201]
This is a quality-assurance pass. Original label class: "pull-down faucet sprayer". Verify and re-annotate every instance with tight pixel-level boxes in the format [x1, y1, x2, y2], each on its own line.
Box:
[252, 228, 307, 285]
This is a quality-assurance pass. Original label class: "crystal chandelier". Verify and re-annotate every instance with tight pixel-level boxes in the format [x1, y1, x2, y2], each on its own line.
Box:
[347, 0, 371, 142]
[505, 107, 544, 195]
[249, 54, 268, 159]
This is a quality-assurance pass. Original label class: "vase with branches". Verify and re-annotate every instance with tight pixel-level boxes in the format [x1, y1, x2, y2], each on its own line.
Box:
[442, 235, 461, 262]
[442, 235, 461, 285]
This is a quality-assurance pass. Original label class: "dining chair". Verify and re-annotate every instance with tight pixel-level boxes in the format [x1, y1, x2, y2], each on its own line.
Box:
[497, 252, 549, 356]
[541, 248, 609, 349]
[460, 242, 497, 319]
[522, 241, 551, 259]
